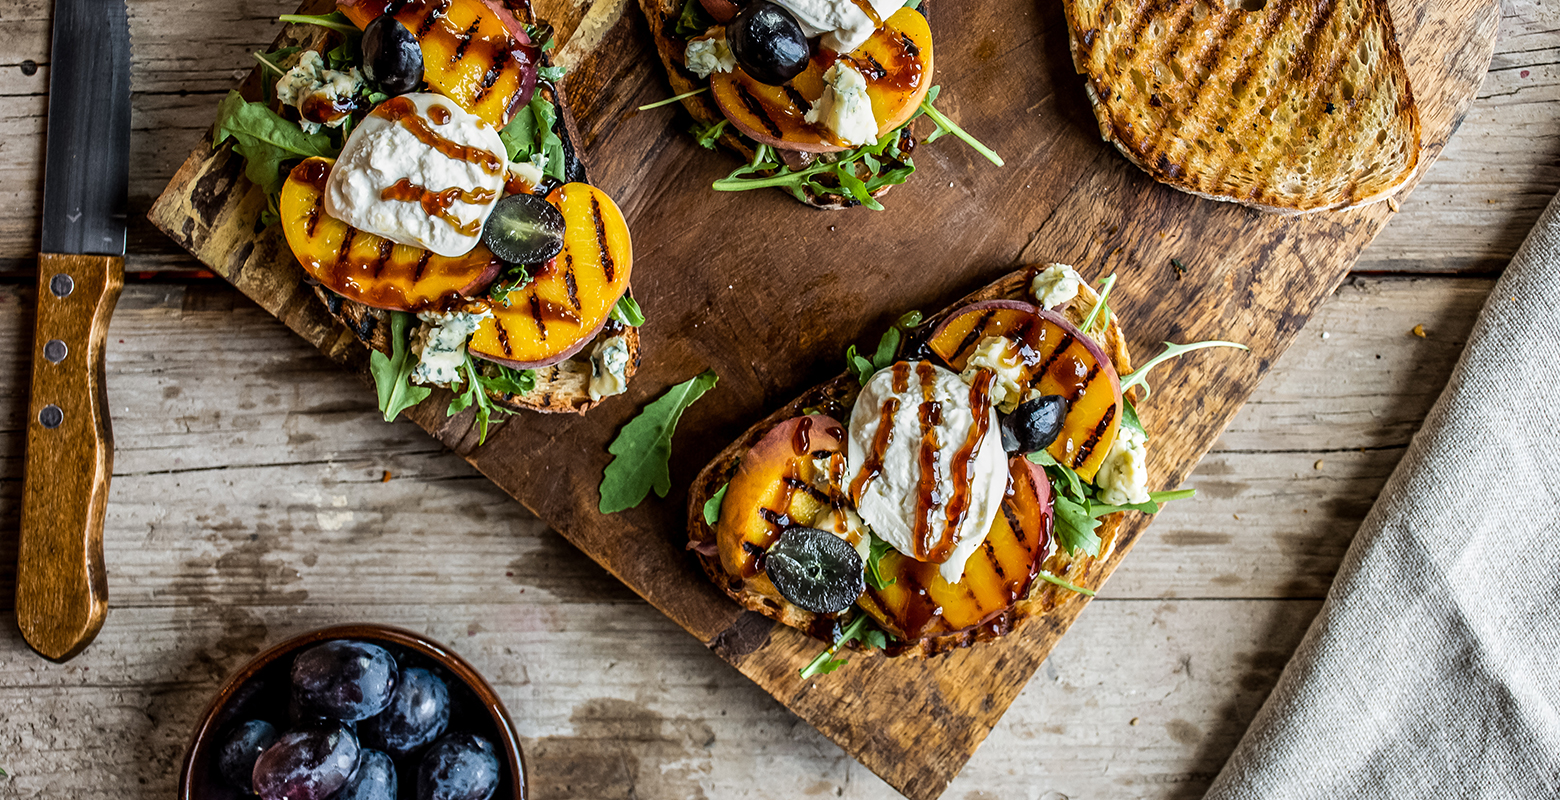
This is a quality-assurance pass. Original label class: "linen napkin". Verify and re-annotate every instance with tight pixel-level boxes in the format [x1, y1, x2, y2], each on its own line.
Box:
[1202, 193, 1560, 799]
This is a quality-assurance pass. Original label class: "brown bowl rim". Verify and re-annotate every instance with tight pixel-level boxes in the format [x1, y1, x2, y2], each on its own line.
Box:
[177, 623, 527, 800]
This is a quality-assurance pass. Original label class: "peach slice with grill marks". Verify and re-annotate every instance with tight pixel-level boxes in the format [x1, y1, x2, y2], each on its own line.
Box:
[467, 182, 633, 369]
[710, 6, 934, 152]
[714, 415, 853, 586]
[279, 157, 504, 312]
[340, 0, 539, 129]
[857, 456, 1054, 641]
[928, 300, 1123, 482]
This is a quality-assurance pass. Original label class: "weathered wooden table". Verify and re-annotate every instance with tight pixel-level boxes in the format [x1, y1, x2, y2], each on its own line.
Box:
[0, 0, 1552, 797]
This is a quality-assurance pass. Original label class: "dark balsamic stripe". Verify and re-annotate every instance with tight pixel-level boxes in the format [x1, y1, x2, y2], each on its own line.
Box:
[734, 82, 784, 139]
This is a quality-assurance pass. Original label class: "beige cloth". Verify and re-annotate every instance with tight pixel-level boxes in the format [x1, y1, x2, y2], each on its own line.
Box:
[1203, 194, 1560, 799]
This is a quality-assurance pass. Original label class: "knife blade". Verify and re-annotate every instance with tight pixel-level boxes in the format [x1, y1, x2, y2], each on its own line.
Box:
[18, 0, 132, 662]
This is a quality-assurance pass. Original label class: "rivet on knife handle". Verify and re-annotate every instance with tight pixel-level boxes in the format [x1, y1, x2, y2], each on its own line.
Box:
[18, 253, 124, 662]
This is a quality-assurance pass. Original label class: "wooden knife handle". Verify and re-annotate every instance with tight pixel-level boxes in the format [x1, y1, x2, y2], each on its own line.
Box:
[18, 253, 124, 662]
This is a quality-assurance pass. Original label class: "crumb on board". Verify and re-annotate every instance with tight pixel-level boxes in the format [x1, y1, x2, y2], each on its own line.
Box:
[1411, 324, 1427, 338]
[381, 470, 392, 482]
[1314, 459, 1325, 470]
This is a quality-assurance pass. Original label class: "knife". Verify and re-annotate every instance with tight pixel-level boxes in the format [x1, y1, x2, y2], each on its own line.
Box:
[17, 0, 131, 662]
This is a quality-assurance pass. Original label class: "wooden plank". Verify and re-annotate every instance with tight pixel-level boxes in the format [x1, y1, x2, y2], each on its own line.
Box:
[142, 0, 1502, 788]
[0, 598, 1322, 799]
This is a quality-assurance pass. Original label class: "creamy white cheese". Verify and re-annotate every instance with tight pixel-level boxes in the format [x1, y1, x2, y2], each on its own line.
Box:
[410, 310, 490, 386]
[1031, 263, 1083, 310]
[325, 93, 507, 258]
[588, 335, 632, 401]
[845, 362, 1008, 584]
[805, 62, 878, 147]
[772, 0, 908, 54]
[1096, 423, 1150, 505]
[961, 336, 1029, 413]
[275, 50, 364, 134]
[684, 35, 737, 79]
[507, 161, 546, 194]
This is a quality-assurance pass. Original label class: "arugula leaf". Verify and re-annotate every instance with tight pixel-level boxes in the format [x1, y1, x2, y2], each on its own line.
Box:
[692, 118, 729, 149]
[799, 613, 885, 678]
[368, 311, 432, 422]
[1051, 493, 1103, 557]
[1027, 449, 1086, 503]
[1120, 340, 1250, 399]
[488, 266, 535, 306]
[1121, 398, 1146, 437]
[675, 0, 714, 36]
[528, 95, 567, 182]
[845, 310, 922, 385]
[1036, 571, 1096, 596]
[711, 128, 913, 209]
[865, 535, 897, 590]
[214, 90, 337, 197]
[448, 354, 514, 445]
[915, 86, 1004, 166]
[599, 369, 720, 513]
[1090, 488, 1197, 517]
[702, 482, 729, 526]
[639, 87, 709, 111]
[499, 105, 539, 162]
[610, 295, 646, 327]
[1080, 273, 1117, 333]
[539, 64, 567, 82]
[277, 12, 359, 34]
[253, 50, 290, 77]
[478, 363, 536, 396]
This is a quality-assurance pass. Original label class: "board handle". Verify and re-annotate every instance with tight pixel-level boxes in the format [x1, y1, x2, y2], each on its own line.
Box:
[17, 253, 124, 662]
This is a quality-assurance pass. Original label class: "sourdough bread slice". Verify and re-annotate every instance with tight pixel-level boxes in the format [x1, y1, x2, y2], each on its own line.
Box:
[685, 266, 1136, 658]
[638, 0, 921, 209]
[1064, 0, 1421, 214]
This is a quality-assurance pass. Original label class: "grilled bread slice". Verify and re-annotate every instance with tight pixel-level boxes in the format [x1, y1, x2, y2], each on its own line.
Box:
[1064, 0, 1421, 214]
[686, 266, 1135, 658]
[638, 0, 922, 210]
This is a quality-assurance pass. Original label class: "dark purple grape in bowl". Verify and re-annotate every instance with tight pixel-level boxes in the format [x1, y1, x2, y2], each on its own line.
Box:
[335, 749, 397, 800]
[292, 640, 399, 722]
[252, 723, 360, 800]
[417, 733, 500, 800]
[216, 719, 279, 790]
[362, 666, 451, 758]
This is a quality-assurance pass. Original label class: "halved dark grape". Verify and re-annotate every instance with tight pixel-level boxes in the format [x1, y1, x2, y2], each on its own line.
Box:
[417, 733, 501, 800]
[291, 640, 399, 723]
[335, 749, 397, 800]
[216, 719, 279, 790]
[481, 194, 565, 265]
[726, 1, 810, 86]
[1000, 395, 1068, 455]
[361, 666, 451, 758]
[765, 526, 864, 614]
[361, 15, 424, 96]
[252, 723, 360, 800]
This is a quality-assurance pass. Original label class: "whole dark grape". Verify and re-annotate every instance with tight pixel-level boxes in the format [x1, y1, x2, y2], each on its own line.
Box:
[726, 1, 810, 86]
[252, 723, 360, 800]
[216, 719, 279, 790]
[417, 733, 500, 800]
[291, 640, 399, 722]
[361, 14, 424, 95]
[335, 749, 397, 800]
[361, 667, 450, 758]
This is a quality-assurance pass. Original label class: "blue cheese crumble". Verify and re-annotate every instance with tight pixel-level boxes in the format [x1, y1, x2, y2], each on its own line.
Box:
[1030, 263, 1082, 310]
[274, 50, 364, 134]
[588, 335, 632, 401]
[685, 36, 736, 79]
[1096, 424, 1150, 505]
[410, 311, 490, 386]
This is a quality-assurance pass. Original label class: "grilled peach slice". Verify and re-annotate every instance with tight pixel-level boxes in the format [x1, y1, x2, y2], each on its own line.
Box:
[467, 182, 632, 369]
[859, 457, 1054, 641]
[710, 7, 934, 152]
[928, 301, 1122, 482]
[340, 0, 539, 129]
[279, 157, 504, 311]
[715, 415, 852, 582]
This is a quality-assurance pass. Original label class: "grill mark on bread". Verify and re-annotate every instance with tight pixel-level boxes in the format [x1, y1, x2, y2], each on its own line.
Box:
[1192, 0, 1305, 192]
[1146, 9, 1264, 172]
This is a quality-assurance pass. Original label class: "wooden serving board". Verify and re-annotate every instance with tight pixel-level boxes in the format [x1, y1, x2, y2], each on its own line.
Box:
[149, 0, 1498, 795]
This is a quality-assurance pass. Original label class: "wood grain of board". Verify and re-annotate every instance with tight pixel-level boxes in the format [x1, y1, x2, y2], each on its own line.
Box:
[143, 0, 1499, 795]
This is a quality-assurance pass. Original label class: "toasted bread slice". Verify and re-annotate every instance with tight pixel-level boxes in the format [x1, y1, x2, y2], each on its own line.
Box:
[1064, 0, 1421, 214]
[638, 0, 921, 209]
[686, 266, 1136, 658]
[289, 29, 640, 415]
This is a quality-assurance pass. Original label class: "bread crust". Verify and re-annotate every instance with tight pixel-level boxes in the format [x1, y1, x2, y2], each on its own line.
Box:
[1063, 0, 1422, 214]
[686, 265, 1137, 658]
[637, 0, 923, 209]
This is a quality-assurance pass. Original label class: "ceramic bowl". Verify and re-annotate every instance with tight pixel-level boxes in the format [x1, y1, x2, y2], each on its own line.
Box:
[178, 623, 526, 799]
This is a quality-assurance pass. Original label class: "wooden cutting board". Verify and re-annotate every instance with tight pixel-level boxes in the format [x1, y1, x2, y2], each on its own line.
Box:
[149, 0, 1498, 795]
